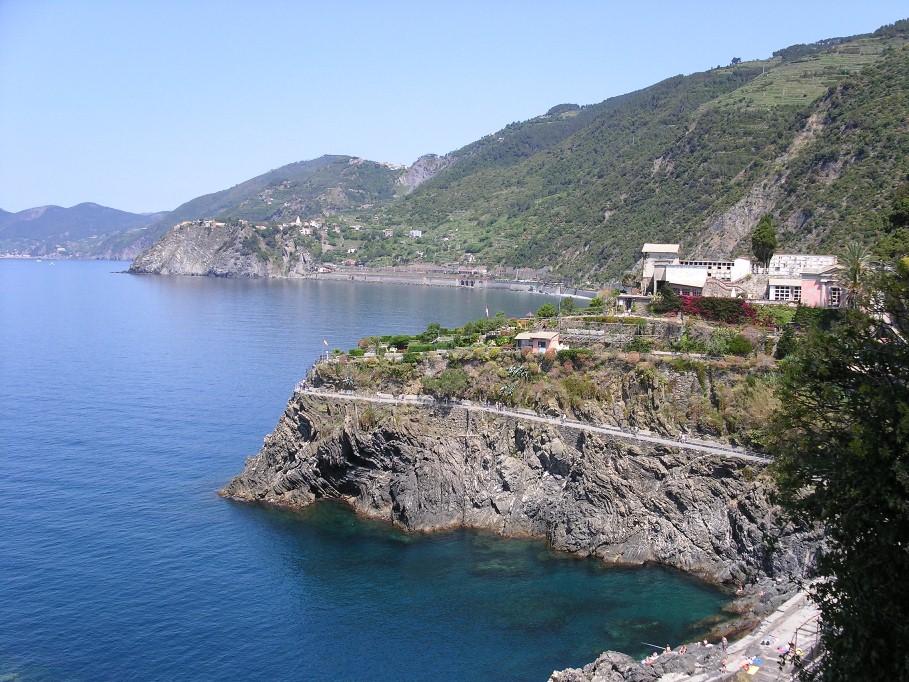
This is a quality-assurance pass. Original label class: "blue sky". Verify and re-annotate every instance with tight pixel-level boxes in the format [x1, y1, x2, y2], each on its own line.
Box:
[1, 0, 906, 214]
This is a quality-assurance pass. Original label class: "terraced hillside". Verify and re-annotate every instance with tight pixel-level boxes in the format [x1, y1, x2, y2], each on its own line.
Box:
[132, 20, 909, 282]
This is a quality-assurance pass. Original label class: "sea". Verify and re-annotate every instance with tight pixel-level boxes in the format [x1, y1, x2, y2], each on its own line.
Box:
[0, 259, 732, 681]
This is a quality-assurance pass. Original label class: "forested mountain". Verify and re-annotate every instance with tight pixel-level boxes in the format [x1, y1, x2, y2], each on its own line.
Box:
[369, 21, 909, 281]
[131, 18, 909, 281]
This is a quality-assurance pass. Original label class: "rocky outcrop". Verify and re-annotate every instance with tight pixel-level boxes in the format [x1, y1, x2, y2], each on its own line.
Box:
[129, 221, 313, 277]
[221, 393, 815, 585]
[395, 153, 455, 191]
[693, 108, 828, 260]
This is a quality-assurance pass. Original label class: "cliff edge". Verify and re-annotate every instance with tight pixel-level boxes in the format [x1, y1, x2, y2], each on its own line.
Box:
[221, 391, 814, 585]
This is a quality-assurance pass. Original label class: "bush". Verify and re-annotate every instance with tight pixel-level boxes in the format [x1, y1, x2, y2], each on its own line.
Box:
[402, 352, 421, 364]
[754, 304, 796, 328]
[348, 348, 366, 357]
[650, 285, 682, 314]
[726, 333, 753, 357]
[422, 368, 470, 398]
[556, 348, 592, 362]
[624, 337, 654, 352]
[681, 296, 760, 325]
[537, 303, 557, 318]
[672, 333, 707, 353]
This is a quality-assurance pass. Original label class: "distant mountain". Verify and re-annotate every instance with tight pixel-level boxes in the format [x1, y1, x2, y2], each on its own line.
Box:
[0, 203, 166, 258]
[132, 19, 909, 282]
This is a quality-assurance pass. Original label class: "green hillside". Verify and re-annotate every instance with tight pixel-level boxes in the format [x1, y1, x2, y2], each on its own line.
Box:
[133, 19, 909, 281]
[98, 155, 402, 259]
[355, 21, 909, 281]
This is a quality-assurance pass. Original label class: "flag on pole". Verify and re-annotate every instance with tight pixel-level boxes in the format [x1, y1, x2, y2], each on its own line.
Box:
[323, 339, 329, 347]
[485, 306, 489, 318]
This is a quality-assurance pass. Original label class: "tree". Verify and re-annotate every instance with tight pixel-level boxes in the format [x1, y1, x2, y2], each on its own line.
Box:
[418, 322, 441, 343]
[536, 303, 557, 318]
[649, 284, 681, 314]
[586, 296, 604, 312]
[731, 57, 742, 65]
[837, 243, 871, 309]
[876, 186, 909, 262]
[559, 296, 575, 314]
[769, 258, 909, 681]
[751, 214, 777, 266]
[888, 182, 909, 229]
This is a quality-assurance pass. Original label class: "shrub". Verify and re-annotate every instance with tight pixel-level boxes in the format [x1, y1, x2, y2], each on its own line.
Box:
[422, 368, 470, 398]
[681, 296, 760, 325]
[726, 334, 754, 357]
[563, 374, 597, 405]
[556, 348, 592, 362]
[349, 348, 366, 357]
[537, 303, 557, 318]
[650, 285, 682, 314]
[624, 337, 654, 352]
[672, 333, 707, 353]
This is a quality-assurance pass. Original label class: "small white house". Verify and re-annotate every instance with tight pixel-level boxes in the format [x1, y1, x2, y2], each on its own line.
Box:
[408, 229, 423, 239]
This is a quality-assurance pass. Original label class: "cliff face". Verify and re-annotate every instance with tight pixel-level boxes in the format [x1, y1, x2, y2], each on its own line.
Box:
[129, 221, 313, 277]
[394, 153, 455, 191]
[222, 392, 815, 585]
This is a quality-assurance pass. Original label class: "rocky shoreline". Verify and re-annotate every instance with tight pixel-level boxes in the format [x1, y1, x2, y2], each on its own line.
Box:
[220, 389, 818, 679]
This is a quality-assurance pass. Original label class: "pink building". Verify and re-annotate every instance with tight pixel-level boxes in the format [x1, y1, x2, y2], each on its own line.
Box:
[769, 265, 842, 308]
[515, 331, 564, 353]
[801, 266, 842, 308]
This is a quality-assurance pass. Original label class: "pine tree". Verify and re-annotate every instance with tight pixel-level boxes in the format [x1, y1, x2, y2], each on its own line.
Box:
[751, 214, 777, 266]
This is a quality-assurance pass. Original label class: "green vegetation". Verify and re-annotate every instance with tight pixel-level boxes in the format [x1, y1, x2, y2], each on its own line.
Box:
[770, 257, 909, 681]
[421, 368, 470, 397]
[751, 214, 777, 266]
[536, 303, 557, 318]
[130, 21, 908, 285]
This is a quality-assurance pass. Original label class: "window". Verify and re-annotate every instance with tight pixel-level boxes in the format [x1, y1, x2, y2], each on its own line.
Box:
[773, 286, 801, 302]
[830, 287, 841, 307]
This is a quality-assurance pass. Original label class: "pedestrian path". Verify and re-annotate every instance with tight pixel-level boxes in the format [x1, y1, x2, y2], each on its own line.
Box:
[295, 385, 773, 465]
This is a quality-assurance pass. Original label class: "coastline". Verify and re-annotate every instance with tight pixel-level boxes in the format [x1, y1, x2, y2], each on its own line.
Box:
[220, 384, 818, 679]
[308, 266, 600, 299]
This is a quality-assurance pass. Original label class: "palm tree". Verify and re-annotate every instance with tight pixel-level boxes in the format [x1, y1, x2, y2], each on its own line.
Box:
[838, 242, 871, 309]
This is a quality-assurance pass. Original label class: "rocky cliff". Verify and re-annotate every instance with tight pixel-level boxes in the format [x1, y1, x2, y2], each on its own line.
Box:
[222, 392, 814, 585]
[394, 153, 455, 191]
[129, 221, 313, 277]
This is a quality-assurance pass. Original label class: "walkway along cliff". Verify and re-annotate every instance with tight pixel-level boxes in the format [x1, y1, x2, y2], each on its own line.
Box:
[221, 387, 815, 585]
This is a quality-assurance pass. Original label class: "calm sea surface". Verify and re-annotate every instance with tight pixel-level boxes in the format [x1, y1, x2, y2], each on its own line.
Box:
[0, 260, 731, 681]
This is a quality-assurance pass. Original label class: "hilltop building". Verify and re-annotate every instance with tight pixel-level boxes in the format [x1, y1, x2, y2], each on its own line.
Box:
[634, 243, 842, 308]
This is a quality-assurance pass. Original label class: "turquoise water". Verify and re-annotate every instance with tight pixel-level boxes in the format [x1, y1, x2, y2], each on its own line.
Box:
[0, 260, 731, 681]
